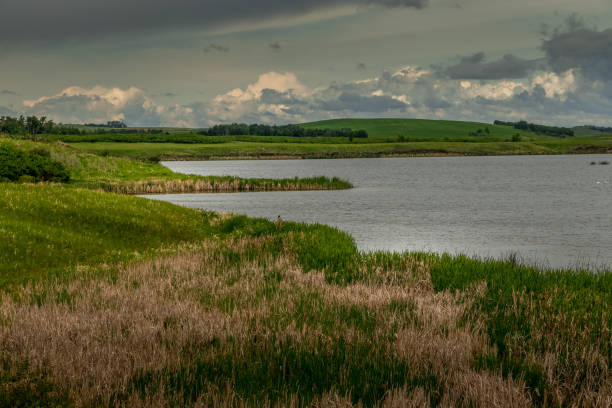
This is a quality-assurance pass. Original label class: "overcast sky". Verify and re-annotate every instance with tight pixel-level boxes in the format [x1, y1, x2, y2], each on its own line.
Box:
[1, 0, 612, 126]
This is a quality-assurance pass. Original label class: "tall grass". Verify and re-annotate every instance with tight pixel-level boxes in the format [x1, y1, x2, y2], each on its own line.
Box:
[1, 190, 609, 406]
[430, 254, 611, 406]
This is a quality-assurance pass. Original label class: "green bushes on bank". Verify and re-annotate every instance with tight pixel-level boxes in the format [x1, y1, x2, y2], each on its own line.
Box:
[0, 144, 70, 183]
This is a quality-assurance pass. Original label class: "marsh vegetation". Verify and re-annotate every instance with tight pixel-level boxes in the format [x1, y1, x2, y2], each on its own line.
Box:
[0, 137, 351, 194]
[0, 190, 610, 406]
[0, 124, 610, 407]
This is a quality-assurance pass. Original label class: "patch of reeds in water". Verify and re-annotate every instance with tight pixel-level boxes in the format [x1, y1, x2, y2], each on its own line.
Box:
[83, 176, 352, 195]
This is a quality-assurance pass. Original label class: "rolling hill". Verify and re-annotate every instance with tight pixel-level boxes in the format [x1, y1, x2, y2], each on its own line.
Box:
[300, 118, 541, 140]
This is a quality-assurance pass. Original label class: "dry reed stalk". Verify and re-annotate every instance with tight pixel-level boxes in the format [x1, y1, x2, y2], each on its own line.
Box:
[93, 178, 343, 195]
[1, 234, 600, 407]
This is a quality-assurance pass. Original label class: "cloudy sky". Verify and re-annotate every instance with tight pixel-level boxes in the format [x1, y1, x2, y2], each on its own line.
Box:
[1, 0, 611, 127]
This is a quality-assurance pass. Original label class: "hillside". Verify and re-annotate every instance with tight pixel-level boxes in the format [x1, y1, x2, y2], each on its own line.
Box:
[300, 118, 541, 140]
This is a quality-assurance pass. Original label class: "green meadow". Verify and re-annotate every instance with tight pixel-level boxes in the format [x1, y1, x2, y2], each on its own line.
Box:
[19, 118, 609, 161]
[70, 135, 612, 161]
[300, 118, 539, 139]
[0, 125, 610, 406]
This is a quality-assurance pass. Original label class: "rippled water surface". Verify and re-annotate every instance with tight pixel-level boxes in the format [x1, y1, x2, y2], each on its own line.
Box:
[148, 155, 611, 269]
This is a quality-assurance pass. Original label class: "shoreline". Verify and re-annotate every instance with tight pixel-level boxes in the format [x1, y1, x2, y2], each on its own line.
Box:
[158, 149, 612, 161]
[82, 147, 612, 162]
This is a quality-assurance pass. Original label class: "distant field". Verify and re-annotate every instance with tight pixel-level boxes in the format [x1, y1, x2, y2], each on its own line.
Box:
[300, 118, 541, 140]
[71, 136, 612, 160]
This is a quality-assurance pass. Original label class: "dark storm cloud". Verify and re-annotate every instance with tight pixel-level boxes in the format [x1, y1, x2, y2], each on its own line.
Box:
[204, 44, 230, 53]
[442, 52, 538, 80]
[371, 0, 428, 7]
[0, 0, 429, 47]
[259, 89, 306, 105]
[317, 92, 407, 113]
[542, 27, 612, 81]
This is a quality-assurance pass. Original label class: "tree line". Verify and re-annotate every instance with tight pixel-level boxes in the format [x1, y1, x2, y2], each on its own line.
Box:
[198, 123, 368, 139]
[494, 120, 574, 138]
[1, 116, 171, 137]
[85, 121, 128, 128]
[1, 115, 83, 136]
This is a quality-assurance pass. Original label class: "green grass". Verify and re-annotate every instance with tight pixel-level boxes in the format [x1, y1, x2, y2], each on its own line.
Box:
[69, 136, 612, 161]
[0, 137, 352, 192]
[300, 118, 541, 140]
[0, 183, 209, 287]
[429, 254, 611, 405]
[1, 124, 611, 406]
[0, 182, 610, 406]
[0, 183, 357, 288]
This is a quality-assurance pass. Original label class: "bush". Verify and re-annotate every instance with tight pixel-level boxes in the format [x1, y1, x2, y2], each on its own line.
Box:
[0, 145, 70, 183]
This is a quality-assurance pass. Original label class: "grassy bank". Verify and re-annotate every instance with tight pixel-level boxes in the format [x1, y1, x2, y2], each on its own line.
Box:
[69, 135, 612, 161]
[0, 137, 352, 193]
[0, 183, 610, 407]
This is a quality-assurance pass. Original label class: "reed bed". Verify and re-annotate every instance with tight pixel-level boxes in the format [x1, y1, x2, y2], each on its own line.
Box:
[0, 238, 527, 407]
[83, 176, 352, 195]
[1, 216, 609, 406]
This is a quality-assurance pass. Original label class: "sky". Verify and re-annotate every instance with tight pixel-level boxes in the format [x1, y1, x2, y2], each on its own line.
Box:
[1, 0, 612, 127]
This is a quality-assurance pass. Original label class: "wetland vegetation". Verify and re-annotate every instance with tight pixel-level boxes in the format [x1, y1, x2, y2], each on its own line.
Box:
[0, 182, 610, 407]
[0, 137, 351, 194]
[0, 119, 610, 406]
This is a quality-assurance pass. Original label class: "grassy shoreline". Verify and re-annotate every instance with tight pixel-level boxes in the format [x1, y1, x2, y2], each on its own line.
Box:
[0, 183, 610, 407]
[70, 137, 612, 161]
[0, 137, 352, 193]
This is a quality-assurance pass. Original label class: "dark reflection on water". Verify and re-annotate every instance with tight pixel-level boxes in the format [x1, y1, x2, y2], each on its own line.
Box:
[147, 155, 611, 270]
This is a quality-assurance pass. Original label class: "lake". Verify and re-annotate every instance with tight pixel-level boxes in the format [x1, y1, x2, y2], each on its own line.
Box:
[148, 155, 611, 270]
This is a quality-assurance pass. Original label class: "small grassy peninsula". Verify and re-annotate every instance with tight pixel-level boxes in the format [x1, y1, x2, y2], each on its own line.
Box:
[0, 137, 352, 194]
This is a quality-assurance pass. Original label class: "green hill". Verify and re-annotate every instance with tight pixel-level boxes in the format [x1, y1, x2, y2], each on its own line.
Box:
[300, 118, 541, 140]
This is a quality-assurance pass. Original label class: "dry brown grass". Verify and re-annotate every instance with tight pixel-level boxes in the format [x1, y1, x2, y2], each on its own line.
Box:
[90, 178, 346, 195]
[0, 235, 606, 407]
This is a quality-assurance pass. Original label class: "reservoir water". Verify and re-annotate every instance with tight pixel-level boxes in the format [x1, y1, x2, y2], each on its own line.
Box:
[148, 155, 611, 270]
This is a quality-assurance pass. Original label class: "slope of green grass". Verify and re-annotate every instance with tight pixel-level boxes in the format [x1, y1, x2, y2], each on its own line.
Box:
[300, 118, 541, 140]
[0, 183, 209, 287]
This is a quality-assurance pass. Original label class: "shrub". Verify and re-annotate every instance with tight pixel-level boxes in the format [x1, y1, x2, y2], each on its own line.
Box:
[0, 144, 70, 183]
